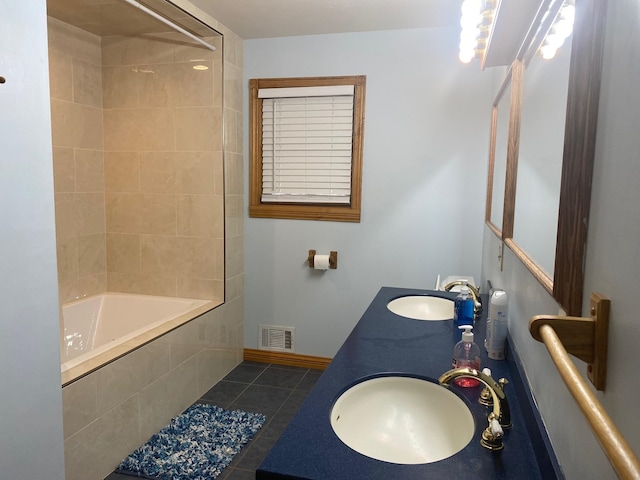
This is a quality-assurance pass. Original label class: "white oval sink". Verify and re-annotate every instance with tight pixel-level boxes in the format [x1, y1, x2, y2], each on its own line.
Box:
[387, 295, 454, 320]
[330, 376, 474, 464]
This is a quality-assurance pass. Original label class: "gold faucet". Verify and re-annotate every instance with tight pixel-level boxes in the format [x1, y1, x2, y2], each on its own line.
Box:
[438, 367, 511, 451]
[443, 281, 482, 318]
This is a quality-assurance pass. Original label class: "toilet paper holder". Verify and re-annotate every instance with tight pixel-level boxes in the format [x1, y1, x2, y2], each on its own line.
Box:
[308, 250, 338, 269]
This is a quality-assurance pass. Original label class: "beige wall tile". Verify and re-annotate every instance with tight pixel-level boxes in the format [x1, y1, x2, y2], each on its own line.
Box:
[105, 192, 138, 233]
[50, 99, 104, 150]
[54, 192, 105, 238]
[175, 151, 217, 195]
[62, 374, 98, 439]
[101, 34, 174, 67]
[138, 358, 198, 441]
[64, 396, 140, 480]
[177, 194, 222, 238]
[53, 146, 75, 192]
[56, 236, 78, 284]
[138, 194, 177, 234]
[48, 17, 101, 65]
[174, 39, 216, 64]
[106, 193, 175, 235]
[224, 63, 242, 112]
[137, 64, 172, 108]
[225, 235, 243, 279]
[140, 236, 216, 278]
[102, 65, 139, 109]
[75, 149, 104, 192]
[225, 194, 244, 237]
[160, 319, 205, 370]
[105, 152, 139, 193]
[212, 151, 224, 195]
[224, 152, 244, 195]
[134, 274, 178, 297]
[223, 108, 238, 153]
[107, 272, 177, 297]
[59, 272, 107, 304]
[48, 49, 73, 101]
[103, 108, 175, 151]
[106, 233, 140, 274]
[173, 62, 214, 107]
[175, 107, 221, 151]
[196, 348, 237, 397]
[225, 274, 243, 302]
[76, 192, 105, 235]
[95, 342, 171, 415]
[213, 60, 223, 108]
[77, 233, 106, 277]
[177, 277, 222, 301]
[54, 193, 77, 238]
[139, 152, 176, 194]
[106, 272, 142, 294]
[73, 58, 102, 107]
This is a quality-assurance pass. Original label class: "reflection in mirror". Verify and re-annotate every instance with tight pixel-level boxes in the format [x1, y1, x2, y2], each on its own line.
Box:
[513, 42, 572, 278]
[488, 78, 511, 234]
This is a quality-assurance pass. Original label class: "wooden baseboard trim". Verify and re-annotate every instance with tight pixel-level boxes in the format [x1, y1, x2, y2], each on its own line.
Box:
[244, 348, 331, 370]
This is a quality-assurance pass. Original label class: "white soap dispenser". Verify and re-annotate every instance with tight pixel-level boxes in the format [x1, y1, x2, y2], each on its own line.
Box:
[452, 325, 481, 387]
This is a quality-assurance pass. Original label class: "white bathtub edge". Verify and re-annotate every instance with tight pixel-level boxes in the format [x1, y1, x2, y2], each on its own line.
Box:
[61, 299, 219, 386]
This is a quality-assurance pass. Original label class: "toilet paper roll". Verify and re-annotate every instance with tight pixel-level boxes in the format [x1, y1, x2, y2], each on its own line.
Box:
[314, 254, 331, 270]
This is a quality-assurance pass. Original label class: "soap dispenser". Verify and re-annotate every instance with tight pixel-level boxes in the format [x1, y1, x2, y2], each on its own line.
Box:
[452, 325, 481, 387]
[454, 286, 475, 326]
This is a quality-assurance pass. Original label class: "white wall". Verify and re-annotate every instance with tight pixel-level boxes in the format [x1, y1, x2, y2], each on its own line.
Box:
[0, 1, 66, 478]
[481, 1, 640, 478]
[244, 28, 493, 357]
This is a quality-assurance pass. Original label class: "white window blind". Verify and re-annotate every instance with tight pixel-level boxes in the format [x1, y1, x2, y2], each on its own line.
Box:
[259, 85, 355, 204]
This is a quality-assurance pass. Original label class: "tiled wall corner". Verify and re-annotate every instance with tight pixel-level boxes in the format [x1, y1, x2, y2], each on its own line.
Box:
[61, 22, 245, 480]
[48, 18, 107, 304]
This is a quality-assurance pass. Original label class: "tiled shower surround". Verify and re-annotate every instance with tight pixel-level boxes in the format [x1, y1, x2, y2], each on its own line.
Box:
[49, 12, 247, 480]
[49, 17, 225, 304]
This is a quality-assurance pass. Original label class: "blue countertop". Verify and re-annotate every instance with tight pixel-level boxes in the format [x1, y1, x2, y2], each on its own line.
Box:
[257, 287, 559, 480]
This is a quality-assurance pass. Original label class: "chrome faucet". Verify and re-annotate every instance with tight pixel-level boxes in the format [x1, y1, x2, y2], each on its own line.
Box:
[443, 281, 482, 318]
[438, 367, 511, 451]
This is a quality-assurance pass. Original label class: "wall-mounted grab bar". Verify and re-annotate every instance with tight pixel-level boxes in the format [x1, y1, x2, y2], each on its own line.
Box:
[529, 293, 640, 479]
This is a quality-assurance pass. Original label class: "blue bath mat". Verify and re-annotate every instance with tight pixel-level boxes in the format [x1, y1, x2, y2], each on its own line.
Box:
[116, 403, 266, 480]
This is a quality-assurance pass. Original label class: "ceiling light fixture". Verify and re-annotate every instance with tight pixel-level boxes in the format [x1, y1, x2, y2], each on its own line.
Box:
[459, 0, 496, 64]
[539, 1, 575, 60]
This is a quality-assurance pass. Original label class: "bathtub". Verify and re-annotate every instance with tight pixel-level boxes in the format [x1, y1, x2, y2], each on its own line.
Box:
[61, 292, 214, 385]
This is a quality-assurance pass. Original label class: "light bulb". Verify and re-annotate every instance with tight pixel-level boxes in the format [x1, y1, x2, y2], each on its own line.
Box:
[560, 4, 576, 23]
[541, 44, 557, 60]
[459, 49, 475, 64]
[460, 13, 482, 30]
[461, 0, 482, 16]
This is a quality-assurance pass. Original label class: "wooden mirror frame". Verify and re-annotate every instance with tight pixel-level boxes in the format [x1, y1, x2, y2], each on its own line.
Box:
[485, 67, 518, 239]
[485, 0, 607, 316]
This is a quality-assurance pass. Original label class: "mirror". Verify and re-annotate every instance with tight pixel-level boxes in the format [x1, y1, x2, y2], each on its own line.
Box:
[485, 0, 607, 315]
[486, 74, 512, 236]
[512, 8, 573, 282]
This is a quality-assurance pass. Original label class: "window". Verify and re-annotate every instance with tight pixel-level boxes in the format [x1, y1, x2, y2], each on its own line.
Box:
[249, 76, 366, 222]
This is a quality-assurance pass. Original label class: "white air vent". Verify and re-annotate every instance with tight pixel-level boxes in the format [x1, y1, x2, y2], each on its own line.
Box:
[259, 325, 295, 352]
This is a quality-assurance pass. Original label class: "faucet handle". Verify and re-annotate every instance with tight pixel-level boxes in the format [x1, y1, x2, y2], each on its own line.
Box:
[479, 368, 494, 406]
[481, 413, 505, 451]
[489, 415, 504, 438]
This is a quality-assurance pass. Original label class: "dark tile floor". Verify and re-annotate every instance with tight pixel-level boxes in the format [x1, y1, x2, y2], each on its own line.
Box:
[105, 361, 322, 480]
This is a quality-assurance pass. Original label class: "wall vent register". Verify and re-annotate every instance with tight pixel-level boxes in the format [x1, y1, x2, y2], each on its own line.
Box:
[259, 325, 295, 352]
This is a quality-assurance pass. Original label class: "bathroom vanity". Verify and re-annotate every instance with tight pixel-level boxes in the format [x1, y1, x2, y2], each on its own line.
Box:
[257, 287, 561, 479]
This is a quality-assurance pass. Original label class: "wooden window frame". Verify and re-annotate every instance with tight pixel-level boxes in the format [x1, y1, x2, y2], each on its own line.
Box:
[249, 75, 366, 222]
